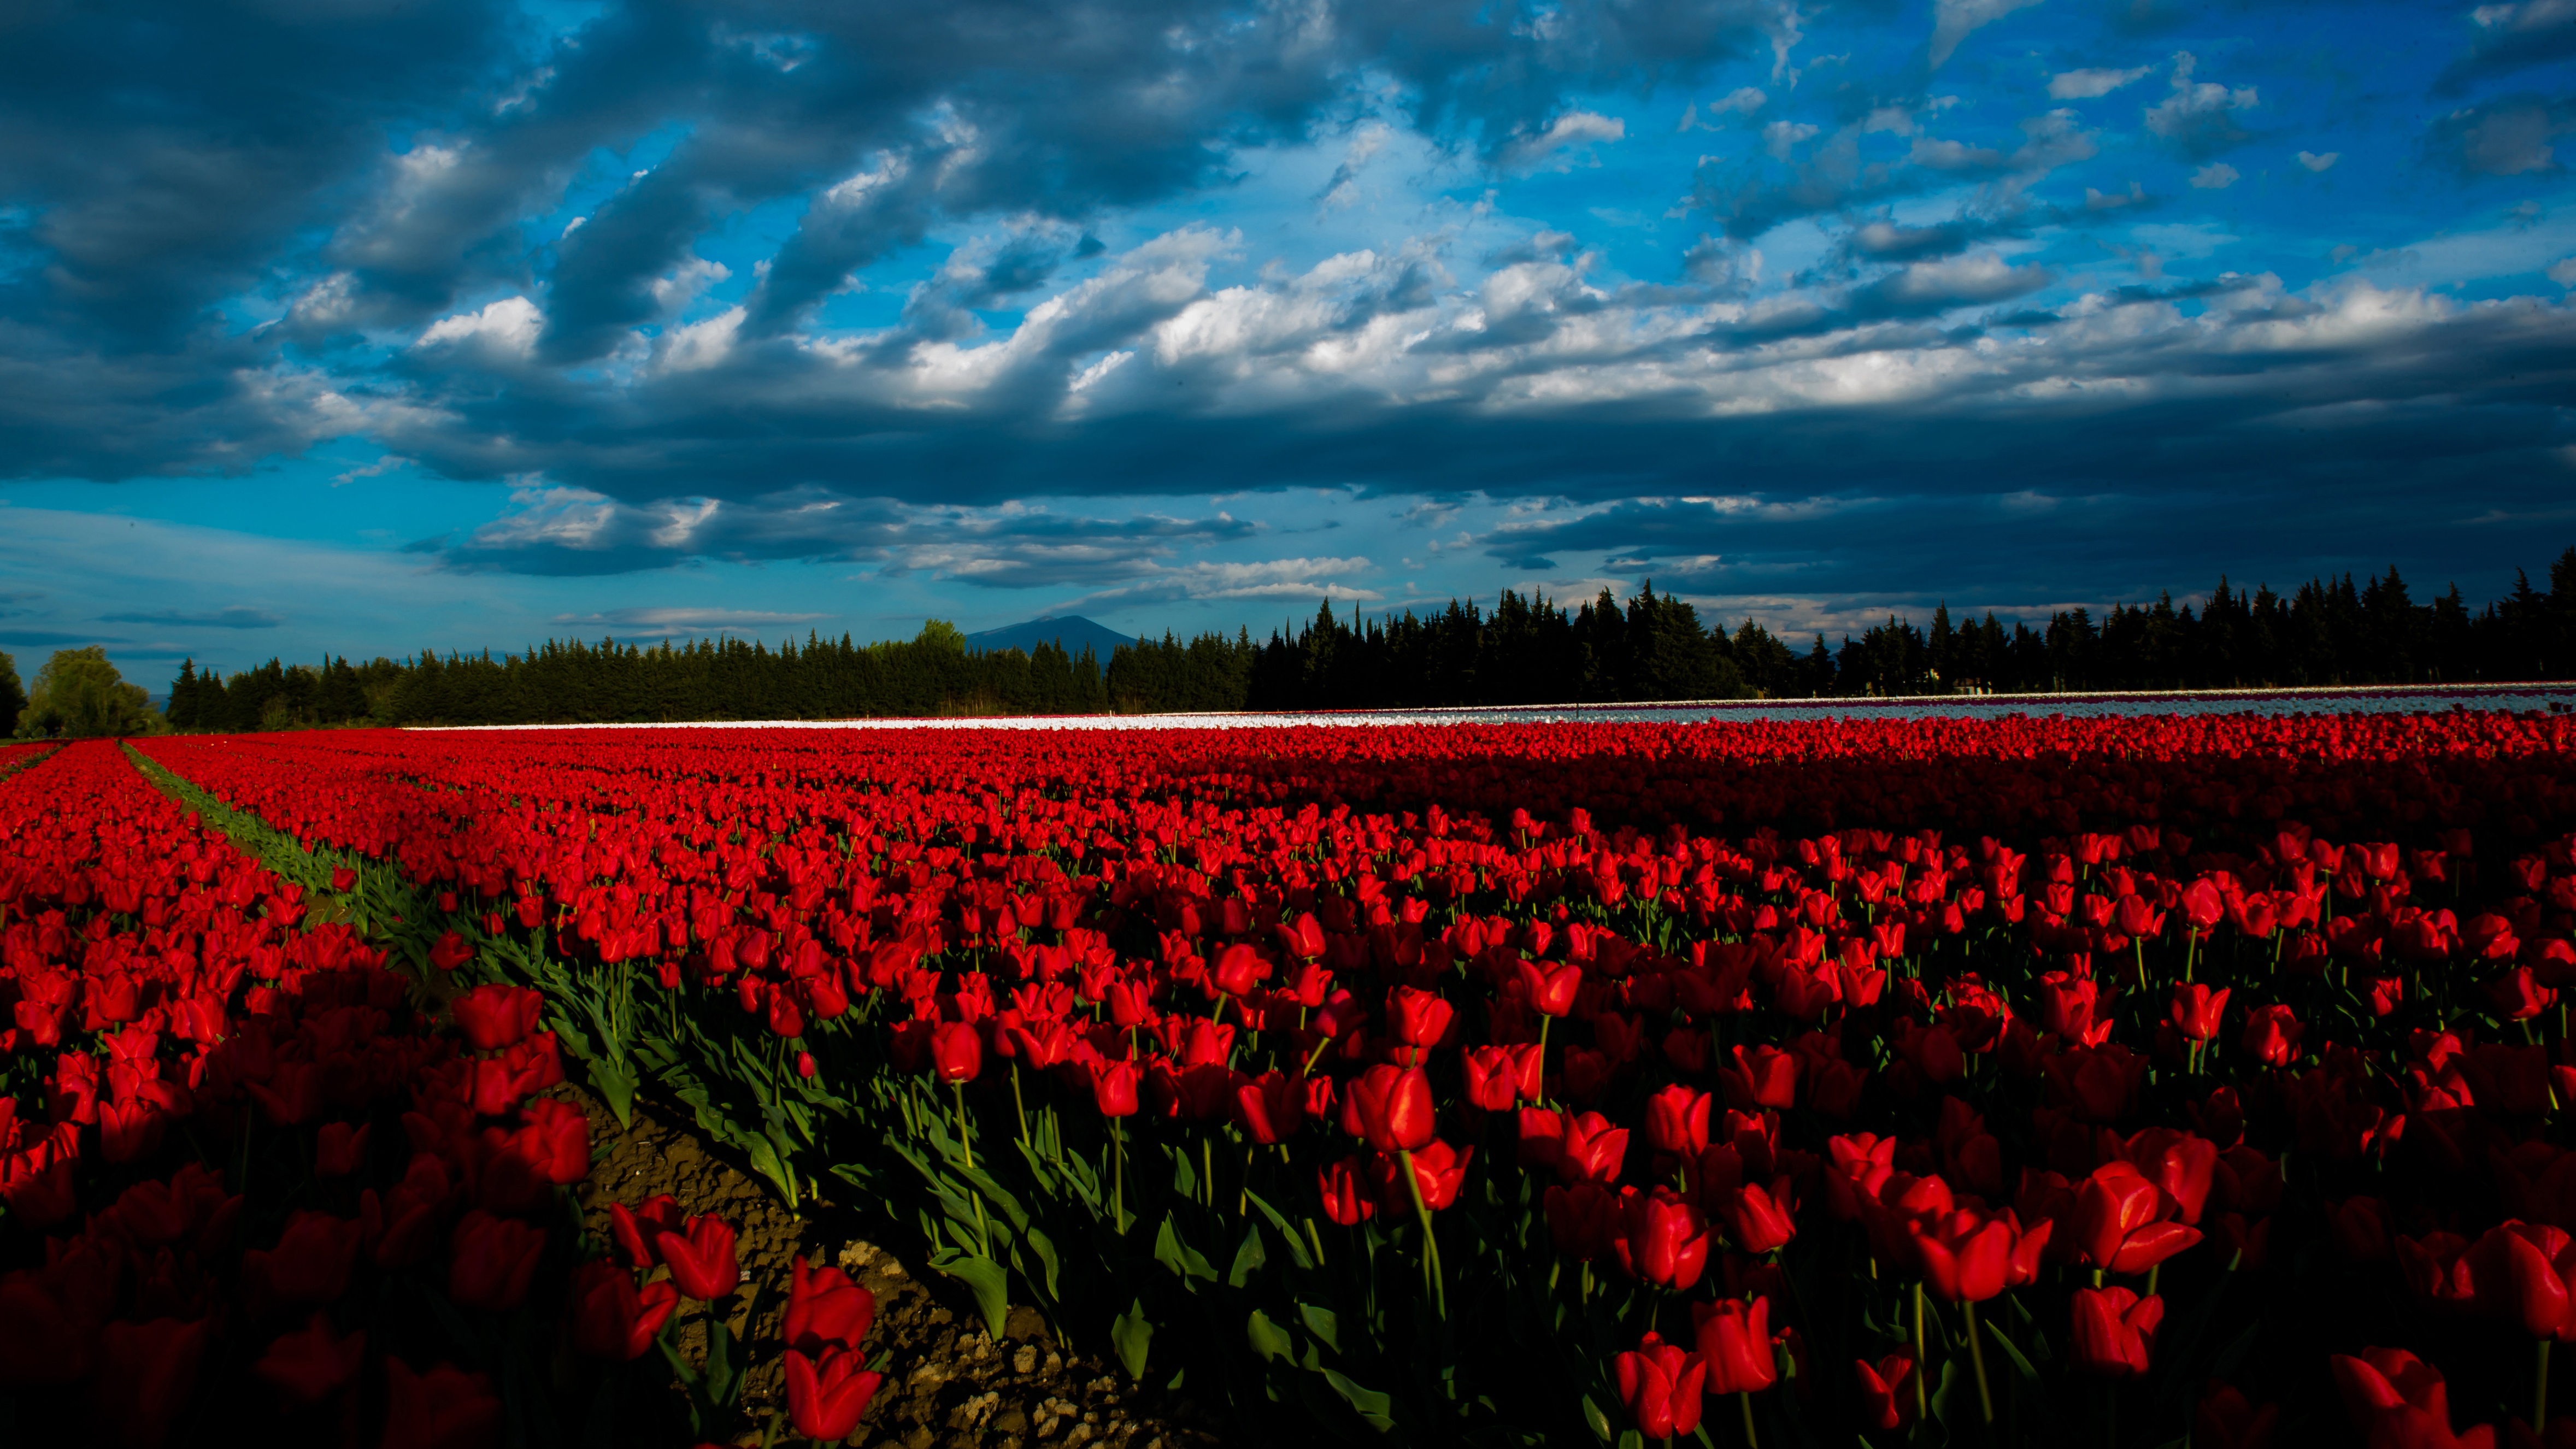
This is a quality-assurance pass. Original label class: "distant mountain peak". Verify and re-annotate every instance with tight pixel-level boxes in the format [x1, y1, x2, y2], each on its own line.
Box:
[962, 615, 1135, 656]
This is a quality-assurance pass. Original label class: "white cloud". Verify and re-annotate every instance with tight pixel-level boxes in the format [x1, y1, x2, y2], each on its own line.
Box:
[660, 307, 746, 373]
[332, 454, 413, 487]
[649, 258, 732, 314]
[414, 296, 542, 356]
[2190, 162, 2240, 189]
[2048, 66, 2151, 100]
[1763, 121, 1820, 160]
[1714, 87, 1768, 116]
[1503, 111, 1625, 172]
[2144, 53, 2258, 146]
[1316, 122, 1392, 209]
[2296, 150, 2340, 172]
[2547, 257, 2576, 287]
[1929, 0, 2046, 68]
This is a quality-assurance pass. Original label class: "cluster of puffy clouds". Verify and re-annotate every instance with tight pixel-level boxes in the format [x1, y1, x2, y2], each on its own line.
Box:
[2, 0, 2574, 656]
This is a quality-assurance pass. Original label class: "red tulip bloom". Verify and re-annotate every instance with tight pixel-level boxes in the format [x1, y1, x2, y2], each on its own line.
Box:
[1824, 1135, 1898, 1221]
[315, 1121, 371, 1179]
[450, 984, 544, 1052]
[2331, 1347, 2488, 1449]
[2170, 983, 2228, 1041]
[1212, 942, 1269, 998]
[1545, 1182, 1622, 1261]
[1520, 1108, 1628, 1186]
[1386, 986, 1454, 1048]
[785, 1255, 876, 1357]
[380, 1359, 502, 1449]
[1725, 1045, 1799, 1111]
[94, 1315, 210, 1449]
[1644, 1085, 1713, 1159]
[1516, 958, 1584, 1017]
[1341, 1064, 1435, 1153]
[1277, 912, 1327, 960]
[655, 1214, 741, 1301]
[504, 1098, 591, 1186]
[1233, 1070, 1307, 1145]
[2465, 1221, 2576, 1339]
[2239, 1006, 2304, 1068]
[2328, 1197, 2396, 1263]
[2074, 1162, 2202, 1275]
[1318, 1155, 1378, 1226]
[608, 1195, 683, 1271]
[254, 1312, 366, 1405]
[786, 1346, 884, 1442]
[2197, 1383, 2280, 1449]
[571, 1260, 678, 1360]
[2070, 1286, 2162, 1377]
[1615, 1186, 1712, 1290]
[254, 1210, 363, 1305]
[449, 1210, 546, 1312]
[929, 1021, 983, 1082]
[1085, 1057, 1141, 1117]
[1616, 1331, 1706, 1439]
[1855, 1352, 1919, 1433]
[1909, 1206, 2046, 1303]
[1462, 1045, 1536, 1110]
[1692, 1296, 1780, 1395]
[1718, 1179, 1801, 1256]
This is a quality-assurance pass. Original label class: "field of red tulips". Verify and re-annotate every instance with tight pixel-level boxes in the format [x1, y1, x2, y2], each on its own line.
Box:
[13, 709, 2576, 1448]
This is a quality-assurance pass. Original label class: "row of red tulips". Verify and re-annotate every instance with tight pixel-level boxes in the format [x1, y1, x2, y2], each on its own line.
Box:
[118, 709, 2576, 1447]
[0, 740, 895, 1447]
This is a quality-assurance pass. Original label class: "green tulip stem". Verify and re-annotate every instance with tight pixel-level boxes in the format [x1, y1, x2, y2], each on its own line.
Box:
[2540, 1339, 2553, 1433]
[1739, 1390, 1759, 1449]
[1111, 1117, 1128, 1232]
[954, 1081, 990, 1253]
[1010, 1062, 1031, 1148]
[1912, 1281, 1930, 1422]
[1962, 1297, 1995, 1424]
[1396, 1148, 1448, 1320]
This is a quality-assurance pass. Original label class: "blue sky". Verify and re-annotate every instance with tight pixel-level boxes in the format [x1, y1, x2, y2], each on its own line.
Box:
[4, 0, 2573, 685]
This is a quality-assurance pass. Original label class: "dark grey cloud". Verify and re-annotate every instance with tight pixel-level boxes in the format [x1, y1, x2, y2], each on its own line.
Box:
[2431, 93, 2576, 176]
[424, 483, 1265, 579]
[101, 606, 282, 629]
[2436, 0, 2576, 95]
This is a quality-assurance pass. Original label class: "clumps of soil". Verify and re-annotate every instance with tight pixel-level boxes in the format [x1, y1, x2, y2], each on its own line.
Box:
[567, 1086, 1237, 1449]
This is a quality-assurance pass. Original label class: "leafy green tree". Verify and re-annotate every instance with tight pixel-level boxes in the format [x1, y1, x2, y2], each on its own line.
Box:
[17, 646, 159, 738]
[0, 651, 25, 732]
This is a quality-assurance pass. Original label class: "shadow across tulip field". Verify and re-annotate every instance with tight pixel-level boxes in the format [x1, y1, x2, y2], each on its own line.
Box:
[7, 709, 2576, 1448]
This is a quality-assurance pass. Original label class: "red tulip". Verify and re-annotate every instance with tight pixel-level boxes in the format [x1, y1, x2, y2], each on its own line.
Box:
[608, 1195, 683, 1271]
[2240, 1005, 2304, 1067]
[314, 1121, 371, 1179]
[929, 1021, 983, 1082]
[2074, 1162, 2201, 1275]
[380, 1359, 502, 1449]
[1516, 958, 1584, 1016]
[1855, 1352, 1919, 1433]
[253, 1210, 363, 1305]
[1232, 1070, 1306, 1145]
[1644, 1085, 1713, 1159]
[655, 1214, 740, 1301]
[450, 984, 544, 1052]
[1615, 1331, 1706, 1439]
[785, 1255, 877, 1357]
[1544, 1182, 1622, 1260]
[1614, 1186, 1711, 1289]
[1909, 1206, 2045, 1303]
[1386, 986, 1454, 1048]
[1725, 1045, 1799, 1110]
[2171, 983, 2228, 1041]
[449, 1210, 546, 1312]
[2070, 1286, 2162, 1377]
[571, 1260, 678, 1360]
[2197, 1382, 2280, 1449]
[2466, 1221, 2576, 1339]
[2331, 1347, 2485, 1449]
[1462, 1045, 1537, 1110]
[254, 1312, 366, 1405]
[1085, 1057, 1141, 1117]
[1718, 1179, 1801, 1256]
[94, 1316, 209, 1449]
[1318, 1155, 1378, 1226]
[1341, 1064, 1436, 1153]
[1692, 1295, 1779, 1395]
[785, 1346, 884, 1442]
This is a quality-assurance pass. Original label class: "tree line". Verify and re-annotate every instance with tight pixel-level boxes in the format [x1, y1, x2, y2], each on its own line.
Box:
[101, 542, 2576, 733]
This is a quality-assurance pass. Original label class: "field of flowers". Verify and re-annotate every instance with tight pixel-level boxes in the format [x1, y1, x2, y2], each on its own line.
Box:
[8, 709, 2576, 1447]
